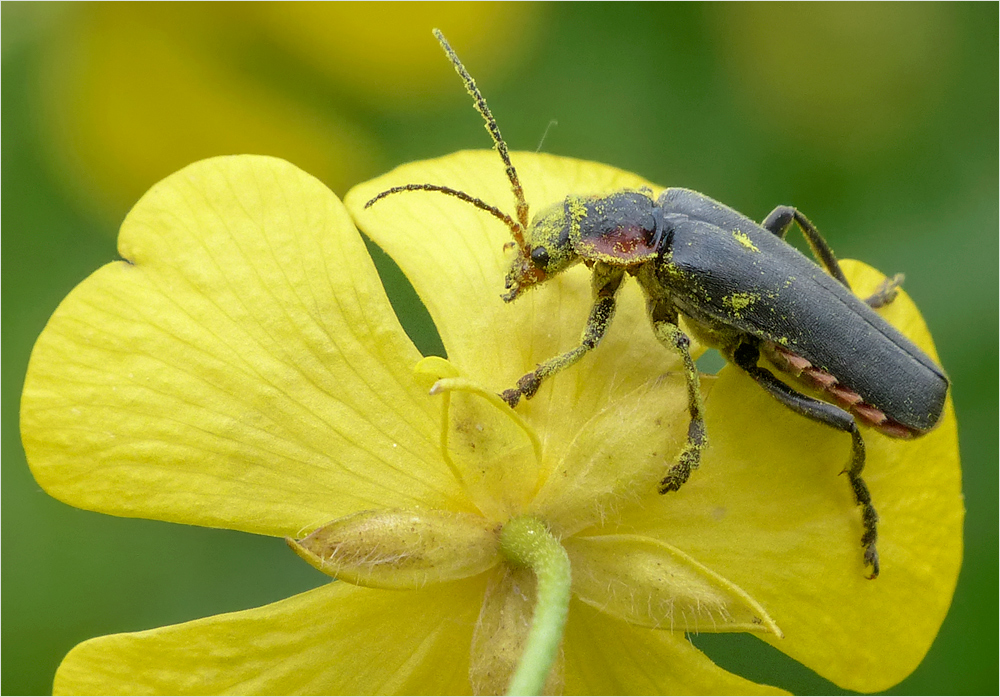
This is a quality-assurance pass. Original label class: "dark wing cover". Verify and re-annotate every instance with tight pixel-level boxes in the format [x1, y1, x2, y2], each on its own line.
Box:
[664, 217, 948, 431]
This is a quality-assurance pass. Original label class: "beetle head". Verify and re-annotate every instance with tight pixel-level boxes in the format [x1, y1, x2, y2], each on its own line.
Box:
[365, 34, 588, 304]
[503, 200, 581, 302]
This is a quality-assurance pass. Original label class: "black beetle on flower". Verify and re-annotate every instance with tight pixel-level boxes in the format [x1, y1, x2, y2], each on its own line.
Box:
[366, 29, 949, 580]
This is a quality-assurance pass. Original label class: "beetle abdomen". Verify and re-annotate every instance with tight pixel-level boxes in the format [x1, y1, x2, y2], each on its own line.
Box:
[765, 342, 929, 437]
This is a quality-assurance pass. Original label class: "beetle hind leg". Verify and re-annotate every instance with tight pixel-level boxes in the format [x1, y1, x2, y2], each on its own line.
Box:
[763, 206, 904, 317]
[733, 341, 880, 579]
[762, 206, 851, 289]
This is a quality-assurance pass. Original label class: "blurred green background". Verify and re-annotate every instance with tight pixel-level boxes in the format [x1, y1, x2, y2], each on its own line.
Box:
[3, 3, 996, 694]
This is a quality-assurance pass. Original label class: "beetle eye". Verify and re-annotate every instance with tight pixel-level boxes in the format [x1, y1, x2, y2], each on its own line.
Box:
[530, 246, 550, 268]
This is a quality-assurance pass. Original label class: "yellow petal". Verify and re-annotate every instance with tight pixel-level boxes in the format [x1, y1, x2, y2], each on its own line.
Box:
[346, 152, 691, 469]
[532, 373, 699, 535]
[54, 579, 485, 695]
[614, 262, 961, 692]
[566, 534, 780, 636]
[430, 374, 543, 522]
[288, 508, 500, 589]
[562, 599, 787, 695]
[22, 156, 467, 537]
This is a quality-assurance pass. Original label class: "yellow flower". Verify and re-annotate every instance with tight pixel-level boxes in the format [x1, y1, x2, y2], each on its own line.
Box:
[21, 153, 961, 695]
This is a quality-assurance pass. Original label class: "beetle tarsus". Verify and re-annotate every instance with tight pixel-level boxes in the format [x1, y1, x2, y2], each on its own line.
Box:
[865, 545, 881, 580]
[847, 426, 880, 579]
[659, 440, 702, 493]
[500, 388, 522, 409]
[517, 372, 542, 400]
[733, 340, 881, 578]
[864, 273, 905, 309]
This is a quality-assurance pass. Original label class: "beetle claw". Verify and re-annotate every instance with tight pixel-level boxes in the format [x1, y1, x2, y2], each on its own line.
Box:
[500, 388, 521, 408]
[864, 545, 880, 580]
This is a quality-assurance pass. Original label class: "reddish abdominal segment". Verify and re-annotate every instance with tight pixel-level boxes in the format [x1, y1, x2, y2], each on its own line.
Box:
[764, 343, 922, 440]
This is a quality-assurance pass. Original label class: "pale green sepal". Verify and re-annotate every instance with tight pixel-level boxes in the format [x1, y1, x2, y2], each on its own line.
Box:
[565, 534, 782, 636]
[287, 509, 500, 589]
[470, 567, 565, 697]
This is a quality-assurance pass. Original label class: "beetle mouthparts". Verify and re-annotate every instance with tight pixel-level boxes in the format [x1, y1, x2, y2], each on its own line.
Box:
[502, 274, 526, 303]
[502, 255, 545, 303]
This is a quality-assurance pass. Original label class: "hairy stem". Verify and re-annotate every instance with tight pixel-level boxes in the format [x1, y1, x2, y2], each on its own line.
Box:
[499, 516, 572, 696]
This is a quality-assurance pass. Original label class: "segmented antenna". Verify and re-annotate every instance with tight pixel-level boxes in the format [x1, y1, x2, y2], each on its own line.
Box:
[365, 30, 531, 255]
[365, 184, 519, 233]
[432, 29, 530, 235]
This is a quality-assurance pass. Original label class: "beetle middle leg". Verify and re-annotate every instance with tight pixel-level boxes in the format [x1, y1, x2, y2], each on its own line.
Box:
[647, 299, 707, 495]
[732, 340, 880, 578]
[501, 263, 624, 408]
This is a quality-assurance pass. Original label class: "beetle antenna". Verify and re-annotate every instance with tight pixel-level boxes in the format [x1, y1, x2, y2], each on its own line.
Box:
[364, 184, 521, 236]
[433, 28, 530, 246]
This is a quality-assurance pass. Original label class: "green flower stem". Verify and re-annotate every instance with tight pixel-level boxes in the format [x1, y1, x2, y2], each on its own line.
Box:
[499, 516, 572, 696]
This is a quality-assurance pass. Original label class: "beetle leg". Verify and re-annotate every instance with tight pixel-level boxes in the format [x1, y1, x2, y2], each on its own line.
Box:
[863, 273, 905, 309]
[647, 301, 707, 495]
[763, 206, 906, 312]
[732, 340, 880, 579]
[501, 264, 624, 407]
[761, 206, 851, 290]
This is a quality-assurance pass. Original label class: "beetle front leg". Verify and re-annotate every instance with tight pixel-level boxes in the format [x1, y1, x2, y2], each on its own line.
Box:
[501, 264, 624, 408]
[732, 340, 880, 579]
[647, 301, 707, 495]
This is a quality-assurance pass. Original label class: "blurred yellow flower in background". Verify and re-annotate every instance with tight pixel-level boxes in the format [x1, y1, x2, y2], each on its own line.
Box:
[21, 153, 962, 694]
[32, 3, 539, 224]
